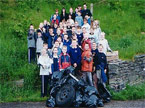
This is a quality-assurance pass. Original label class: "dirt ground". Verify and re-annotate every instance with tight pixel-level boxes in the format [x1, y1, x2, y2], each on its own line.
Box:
[0, 100, 145, 108]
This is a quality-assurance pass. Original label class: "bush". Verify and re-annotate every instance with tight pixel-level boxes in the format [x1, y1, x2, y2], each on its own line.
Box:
[118, 35, 133, 48]
[111, 83, 145, 100]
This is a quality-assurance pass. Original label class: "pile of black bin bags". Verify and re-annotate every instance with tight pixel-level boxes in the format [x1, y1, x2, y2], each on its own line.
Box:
[46, 66, 111, 107]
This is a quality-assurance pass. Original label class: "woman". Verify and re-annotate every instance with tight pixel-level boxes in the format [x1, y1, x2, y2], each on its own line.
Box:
[60, 8, 68, 22]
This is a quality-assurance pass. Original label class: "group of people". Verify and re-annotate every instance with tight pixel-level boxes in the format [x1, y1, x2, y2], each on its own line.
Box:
[27, 3, 112, 97]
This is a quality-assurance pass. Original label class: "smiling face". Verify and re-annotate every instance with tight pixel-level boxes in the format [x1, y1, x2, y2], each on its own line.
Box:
[37, 32, 42, 37]
[83, 4, 87, 10]
[30, 25, 34, 30]
[62, 46, 67, 54]
[64, 34, 68, 40]
[71, 40, 77, 47]
[84, 43, 89, 50]
[69, 7, 73, 13]
[53, 47, 58, 55]
[100, 32, 105, 40]
[49, 28, 53, 35]
[92, 42, 97, 50]
[98, 44, 103, 53]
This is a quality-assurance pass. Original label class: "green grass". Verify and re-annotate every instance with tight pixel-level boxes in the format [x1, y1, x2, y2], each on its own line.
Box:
[111, 83, 145, 101]
[0, 0, 145, 102]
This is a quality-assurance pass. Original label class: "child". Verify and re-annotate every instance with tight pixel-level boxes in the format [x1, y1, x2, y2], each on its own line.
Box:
[69, 7, 75, 21]
[91, 42, 99, 57]
[67, 14, 74, 25]
[93, 44, 108, 84]
[43, 43, 52, 58]
[85, 14, 91, 25]
[52, 40, 62, 57]
[52, 47, 59, 72]
[36, 31, 44, 63]
[76, 26, 83, 46]
[81, 43, 93, 86]
[38, 49, 53, 97]
[89, 28, 99, 46]
[82, 33, 91, 51]
[63, 34, 71, 52]
[98, 32, 112, 55]
[93, 20, 101, 41]
[59, 45, 71, 70]
[27, 24, 36, 63]
[75, 11, 83, 27]
[69, 39, 81, 74]
[82, 18, 90, 33]
[51, 14, 59, 25]
[47, 28, 55, 49]
[56, 36, 63, 49]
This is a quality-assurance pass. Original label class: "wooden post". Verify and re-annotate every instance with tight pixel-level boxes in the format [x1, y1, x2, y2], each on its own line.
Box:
[90, 3, 93, 20]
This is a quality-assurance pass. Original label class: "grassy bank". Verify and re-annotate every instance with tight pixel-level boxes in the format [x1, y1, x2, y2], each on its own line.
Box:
[0, 0, 145, 102]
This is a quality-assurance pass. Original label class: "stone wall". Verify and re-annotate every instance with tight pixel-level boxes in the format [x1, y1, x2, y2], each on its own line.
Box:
[108, 54, 145, 91]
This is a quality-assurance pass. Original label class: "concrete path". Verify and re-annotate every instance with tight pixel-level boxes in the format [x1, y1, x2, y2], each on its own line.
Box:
[0, 100, 145, 108]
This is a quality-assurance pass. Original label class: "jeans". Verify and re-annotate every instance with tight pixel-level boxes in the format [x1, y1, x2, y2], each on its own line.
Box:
[81, 72, 93, 86]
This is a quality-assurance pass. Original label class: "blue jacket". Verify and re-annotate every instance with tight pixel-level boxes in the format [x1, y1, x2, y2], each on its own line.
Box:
[69, 47, 81, 65]
[75, 16, 83, 26]
[63, 40, 71, 53]
[45, 33, 55, 49]
[52, 57, 59, 72]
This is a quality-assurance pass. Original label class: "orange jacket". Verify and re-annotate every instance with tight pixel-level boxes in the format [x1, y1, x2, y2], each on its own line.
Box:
[81, 49, 93, 72]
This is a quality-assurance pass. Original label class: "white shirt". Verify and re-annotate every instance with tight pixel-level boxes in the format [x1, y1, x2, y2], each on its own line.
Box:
[82, 23, 90, 33]
[98, 39, 111, 55]
[38, 55, 53, 75]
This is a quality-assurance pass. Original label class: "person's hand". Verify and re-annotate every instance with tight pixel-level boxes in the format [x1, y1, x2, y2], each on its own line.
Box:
[73, 63, 77, 67]
[49, 71, 52, 75]
[93, 67, 96, 71]
[104, 69, 107, 74]
[43, 28, 46, 32]
[43, 65, 47, 69]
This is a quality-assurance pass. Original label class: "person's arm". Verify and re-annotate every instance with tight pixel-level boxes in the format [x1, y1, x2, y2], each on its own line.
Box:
[59, 55, 62, 69]
[104, 54, 107, 69]
[38, 56, 45, 68]
[76, 48, 82, 65]
[106, 40, 112, 52]
[88, 9, 92, 17]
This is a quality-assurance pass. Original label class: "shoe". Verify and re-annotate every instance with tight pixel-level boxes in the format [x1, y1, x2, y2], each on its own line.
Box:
[98, 99, 104, 107]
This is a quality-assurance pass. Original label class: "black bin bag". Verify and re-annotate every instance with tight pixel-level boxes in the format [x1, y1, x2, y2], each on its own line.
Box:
[46, 96, 55, 107]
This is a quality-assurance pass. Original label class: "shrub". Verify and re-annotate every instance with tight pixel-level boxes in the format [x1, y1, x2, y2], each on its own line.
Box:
[118, 35, 133, 48]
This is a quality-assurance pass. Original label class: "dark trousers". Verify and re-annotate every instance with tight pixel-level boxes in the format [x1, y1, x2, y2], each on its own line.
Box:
[74, 64, 81, 76]
[28, 47, 36, 63]
[40, 75, 49, 97]
[36, 52, 41, 64]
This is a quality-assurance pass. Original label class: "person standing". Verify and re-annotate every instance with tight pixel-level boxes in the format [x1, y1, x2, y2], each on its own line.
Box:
[27, 24, 36, 63]
[81, 43, 93, 86]
[38, 49, 53, 97]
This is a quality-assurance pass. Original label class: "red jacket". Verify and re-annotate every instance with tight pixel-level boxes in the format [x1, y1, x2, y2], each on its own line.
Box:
[81, 49, 93, 72]
[52, 19, 59, 25]
[59, 53, 71, 70]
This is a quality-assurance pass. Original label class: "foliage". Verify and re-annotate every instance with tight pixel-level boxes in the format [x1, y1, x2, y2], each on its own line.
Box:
[111, 83, 145, 100]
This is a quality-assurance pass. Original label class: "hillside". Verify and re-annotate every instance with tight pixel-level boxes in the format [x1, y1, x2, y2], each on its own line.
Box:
[0, 0, 145, 102]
